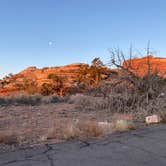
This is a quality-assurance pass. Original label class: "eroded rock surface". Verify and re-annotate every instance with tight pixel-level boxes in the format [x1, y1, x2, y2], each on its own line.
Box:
[124, 56, 166, 76]
[0, 63, 87, 95]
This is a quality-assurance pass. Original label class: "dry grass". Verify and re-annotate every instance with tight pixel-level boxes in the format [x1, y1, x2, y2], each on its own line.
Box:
[0, 110, 136, 146]
[62, 124, 80, 140]
[2, 86, 165, 146]
[45, 119, 105, 141]
[113, 120, 135, 132]
[45, 115, 135, 142]
[0, 130, 19, 145]
[79, 121, 104, 138]
[111, 113, 135, 132]
[160, 112, 166, 123]
[71, 86, 166, 123]
[0, 94, 63, 106]
[0, 103, 110, 145]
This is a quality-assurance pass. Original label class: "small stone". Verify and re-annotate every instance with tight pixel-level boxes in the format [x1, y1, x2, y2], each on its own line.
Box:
[145, 115, 161, 124]
[98, 121, 112, 133]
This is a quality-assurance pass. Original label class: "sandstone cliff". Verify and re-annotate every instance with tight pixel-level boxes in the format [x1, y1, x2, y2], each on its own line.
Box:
[1, 56, 166, 95]
[0, 63, 88, 95]
[123, 56, 166, 76]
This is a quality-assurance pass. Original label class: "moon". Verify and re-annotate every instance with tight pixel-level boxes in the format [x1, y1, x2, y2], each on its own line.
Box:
[48, 41, 56, 46]
[48, 41, 52, 45]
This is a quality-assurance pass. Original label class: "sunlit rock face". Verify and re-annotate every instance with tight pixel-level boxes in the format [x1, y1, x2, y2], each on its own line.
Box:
[123, 56, 166, 77]
[1, 56, 166, 95]
[18, 63, 87, 86]
[0, 63, 88, 95]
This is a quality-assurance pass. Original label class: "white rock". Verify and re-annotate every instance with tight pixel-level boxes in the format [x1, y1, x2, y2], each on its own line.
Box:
[159, 92, 165, 97]
[145, 115, 161, 124]
[98, 121, 112, 133]
[98, 121, 112, 127]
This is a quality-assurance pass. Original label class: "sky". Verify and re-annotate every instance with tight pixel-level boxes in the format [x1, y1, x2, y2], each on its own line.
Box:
[0, 0, 166, 78]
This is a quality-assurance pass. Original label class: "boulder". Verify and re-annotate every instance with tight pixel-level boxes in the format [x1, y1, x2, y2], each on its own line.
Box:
[145, 115, 161, 124]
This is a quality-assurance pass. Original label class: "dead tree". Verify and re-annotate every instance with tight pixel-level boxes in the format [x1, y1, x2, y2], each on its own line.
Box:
[109, 45, 166, 104]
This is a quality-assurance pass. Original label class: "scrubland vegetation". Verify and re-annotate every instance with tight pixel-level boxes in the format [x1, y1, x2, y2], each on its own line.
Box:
[0, 48, 166, 147]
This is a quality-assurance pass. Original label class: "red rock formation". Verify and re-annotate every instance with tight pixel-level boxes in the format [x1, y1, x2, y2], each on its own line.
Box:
[123, 56, 166, 76]
[0, 63, 91, 95]
[1, 56, 166, 95]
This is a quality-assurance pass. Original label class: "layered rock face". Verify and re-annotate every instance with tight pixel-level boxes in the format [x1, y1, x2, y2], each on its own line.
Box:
[0, 63, 87, 95]
[1, 56, 166, 95]
[18, 63, 86, 87]
[123, 56, 166, 76]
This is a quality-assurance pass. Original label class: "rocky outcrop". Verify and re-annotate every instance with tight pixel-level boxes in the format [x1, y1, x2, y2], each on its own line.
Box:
[0, 63, 88, 95]
[1, 56, 166, 95]
[123, 56, 166, 76]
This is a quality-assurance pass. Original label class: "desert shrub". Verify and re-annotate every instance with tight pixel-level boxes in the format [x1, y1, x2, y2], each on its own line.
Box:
[80, 47, 164, 120]
[65, 86, 86, 95]
[109, 47, 166, 103]
[73, 58, 109, 93]
[87, 81, 113, 97]
[11, 94, 42, 106]
[68, 94, 86, 104]
[0, 94, 64, 106]
[46, 119, 104, 141]
[0, 130, 19, 145]
[41, 95, 63, 104]
[160, 111, 166, 123]
[79, 121, 104, 138]
[62, 123, 80, 140]
[113, 119, 135, 132]
[70, 94, 99, 111]
[0, 97, 7, 105]
[73, 83, 166, 122]
[22, 78, 38, 95]
[72, 92, 135, 112]
[61, 95, 70, 103]
[74, 95, 122, 112]
[40, 83, 55, 96]
[50, 95, 63, 103]
[111, 113, 135, 132]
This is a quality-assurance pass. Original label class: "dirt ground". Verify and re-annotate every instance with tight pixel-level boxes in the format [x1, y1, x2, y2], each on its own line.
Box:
[0, 102, 114, 151]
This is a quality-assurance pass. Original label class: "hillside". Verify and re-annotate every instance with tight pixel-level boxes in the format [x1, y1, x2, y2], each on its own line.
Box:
[124, 55, 166, 76]
[0, 56, 166, 96]
[0, 62, 109, 95]
[0, 63, 86, 95]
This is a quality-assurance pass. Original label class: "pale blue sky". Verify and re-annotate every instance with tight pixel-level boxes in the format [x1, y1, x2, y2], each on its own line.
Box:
[0, 0, 166, 78]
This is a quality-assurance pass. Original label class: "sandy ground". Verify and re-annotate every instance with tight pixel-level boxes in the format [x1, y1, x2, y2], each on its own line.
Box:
[0, 102, 113, 151]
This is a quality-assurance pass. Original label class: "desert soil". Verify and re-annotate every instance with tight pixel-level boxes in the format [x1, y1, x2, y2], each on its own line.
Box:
[0, 102, 113, 151]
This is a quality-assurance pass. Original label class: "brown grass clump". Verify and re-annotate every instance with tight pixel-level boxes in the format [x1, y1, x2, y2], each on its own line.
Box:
[62, 124, 80, 140]
[0, 130, 19, 145]
[112, 113, 135, 132]
[46, 119, 67, 140]
[113, 120, 135, 132]
[45, 119, 104, 141]
[160, 112, 166, 123]
[62, 121, 104, 140]
[45, 114, 135, 142]
[78, 121, 104, 138]
[0, 94, 63, 106]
